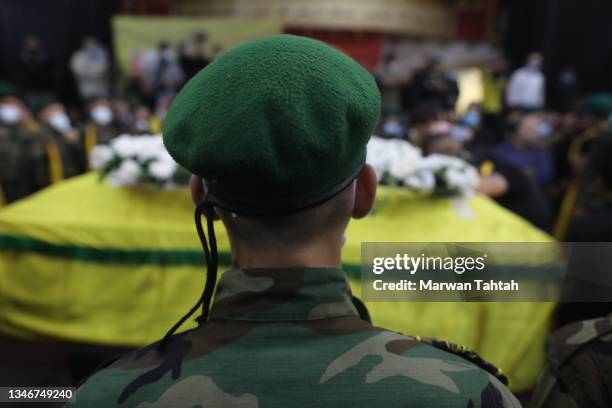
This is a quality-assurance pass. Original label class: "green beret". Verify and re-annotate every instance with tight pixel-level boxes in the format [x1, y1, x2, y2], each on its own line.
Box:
[164, 34, 380, 215]
[583, 93, 612, 118]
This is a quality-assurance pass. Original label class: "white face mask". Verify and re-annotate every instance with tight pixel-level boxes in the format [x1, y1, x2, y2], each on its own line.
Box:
[0, 104, 21, 125]
[91, 106, 113, 126]
[49, 112, 71, 132]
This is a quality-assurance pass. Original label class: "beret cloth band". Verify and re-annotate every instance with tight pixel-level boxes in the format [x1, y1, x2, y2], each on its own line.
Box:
[163, 34, 381, 215]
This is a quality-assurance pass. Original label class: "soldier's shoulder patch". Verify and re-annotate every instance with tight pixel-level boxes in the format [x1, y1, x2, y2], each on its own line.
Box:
[418, 336, 509, 385]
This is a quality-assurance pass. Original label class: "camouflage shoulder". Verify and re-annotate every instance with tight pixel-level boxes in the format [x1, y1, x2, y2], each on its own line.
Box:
[361, 330, 521, 407]
[546, 313, 612, 371]
[417, 336, 509, 386]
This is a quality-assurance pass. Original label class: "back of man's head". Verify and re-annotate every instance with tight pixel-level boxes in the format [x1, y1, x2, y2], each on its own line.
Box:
[217, 182, 355, 251]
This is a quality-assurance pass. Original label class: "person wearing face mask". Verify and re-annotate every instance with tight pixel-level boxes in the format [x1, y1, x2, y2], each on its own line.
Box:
[33, 101, 84, 189]
[506, 53, 546, 111]
[463, 103, 504, 157]
[112, 100, 133, 134]
[70, 37, 111, 101]
[493, 114, 554, 188]
[130, 106, 152, 135]
[0, 87, 40, 204]
[422, 131, 553, 232]
[152, 41, 185, 104]
[82, 98, 118, 167]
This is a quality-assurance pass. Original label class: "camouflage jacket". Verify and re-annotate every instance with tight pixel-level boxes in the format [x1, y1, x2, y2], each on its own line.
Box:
[70, 268, 521, 408]
[0, 124, 36, 182]
[0, 124, 40, 203]
[33, 126, 84, 188]
[529, 314, 612, 408]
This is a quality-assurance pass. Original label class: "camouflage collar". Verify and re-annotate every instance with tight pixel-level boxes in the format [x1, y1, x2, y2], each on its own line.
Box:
[209, 268, 359, 321]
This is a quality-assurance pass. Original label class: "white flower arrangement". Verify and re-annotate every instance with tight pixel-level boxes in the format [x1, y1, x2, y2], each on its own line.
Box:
[90, 134, 189, 189]
[366, 136, 479, 196]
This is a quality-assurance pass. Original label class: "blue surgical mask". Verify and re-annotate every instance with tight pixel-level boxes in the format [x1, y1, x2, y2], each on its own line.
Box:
[463, 111, 481, 128]
[537, 121, 553, 138]
[383, 120, 403, 137]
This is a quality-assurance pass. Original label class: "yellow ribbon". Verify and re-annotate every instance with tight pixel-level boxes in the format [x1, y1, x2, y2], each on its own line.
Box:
[553, 126, 602, 240]
[480, 160, 495, 176]
[84, 124, 98, 167]
[46, 141, 64, 184]
[149, 116, 163, 134]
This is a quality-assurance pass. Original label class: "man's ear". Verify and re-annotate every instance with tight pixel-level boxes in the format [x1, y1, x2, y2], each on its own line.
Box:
[352, 164, 377, 219]
[189, 175, 219, 220]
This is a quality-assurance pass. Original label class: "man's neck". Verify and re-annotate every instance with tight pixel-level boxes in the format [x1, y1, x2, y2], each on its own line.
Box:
[230, 239, 343, 269]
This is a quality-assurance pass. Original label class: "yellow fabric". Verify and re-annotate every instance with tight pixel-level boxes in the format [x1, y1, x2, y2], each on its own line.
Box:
[553, 127, 601, 240]
[149, 116, 163, 134]
[553, 178, 580, 241]
[481, 72, 507, 114]
[84, 124, 97, 166]
[480, 160, 495, 176]
[45, 141, 64, 184]
[112, 16, 283, 73]
[0, 174, 554, 391]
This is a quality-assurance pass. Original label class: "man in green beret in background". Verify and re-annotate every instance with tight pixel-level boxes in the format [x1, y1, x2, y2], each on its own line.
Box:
[71, 35, 520, 407]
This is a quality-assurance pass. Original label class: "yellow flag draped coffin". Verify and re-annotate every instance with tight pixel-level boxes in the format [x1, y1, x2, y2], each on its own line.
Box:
[0, 165, 553, 392]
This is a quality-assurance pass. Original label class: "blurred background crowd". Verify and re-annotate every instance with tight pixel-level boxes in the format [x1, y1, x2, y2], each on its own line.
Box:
[1, 0, 612, 245]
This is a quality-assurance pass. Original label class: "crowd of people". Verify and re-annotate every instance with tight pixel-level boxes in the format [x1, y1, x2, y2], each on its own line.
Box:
[375, 51, 612, 243]
[2, 33, 611, 248]
[0, 32, 221, 205]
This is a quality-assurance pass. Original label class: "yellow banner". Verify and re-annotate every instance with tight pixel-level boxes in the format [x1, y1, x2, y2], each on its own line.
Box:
[112, 16, 283, 72]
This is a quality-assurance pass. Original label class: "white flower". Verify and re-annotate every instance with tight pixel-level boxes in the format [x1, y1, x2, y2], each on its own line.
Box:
[110, 135, 141, 159]
[404, 170, 436, 192]
[419, 154, 465, 172]
[89, 145, 114, 171]
[135, 135, 166, 161]
[148, 159, 177, 180]
[367, 136, 423, 180]
[445, 165, 479, 194]
[387, 141, 422, 179]
[107, 159, 142, 187]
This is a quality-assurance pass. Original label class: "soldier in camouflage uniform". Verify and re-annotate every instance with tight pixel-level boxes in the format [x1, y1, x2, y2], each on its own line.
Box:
[0, 94, 39, 204]
[529, 313, 612, 408]
[71, 35, 520, 407]
[33, 102, 84, 189]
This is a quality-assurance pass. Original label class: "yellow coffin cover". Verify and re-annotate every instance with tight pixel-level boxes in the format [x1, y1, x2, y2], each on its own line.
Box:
[0, 174, 554, 391]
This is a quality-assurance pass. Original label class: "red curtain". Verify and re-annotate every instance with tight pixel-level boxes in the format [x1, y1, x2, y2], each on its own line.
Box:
[284, 29, 384, 72]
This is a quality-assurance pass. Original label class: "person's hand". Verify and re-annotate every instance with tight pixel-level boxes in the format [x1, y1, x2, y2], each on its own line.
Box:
[476, 174, 509, 197]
